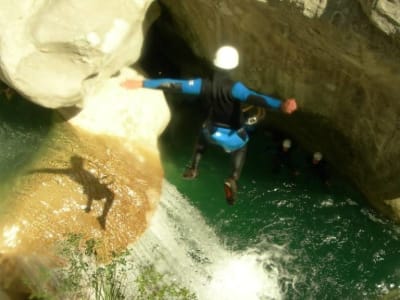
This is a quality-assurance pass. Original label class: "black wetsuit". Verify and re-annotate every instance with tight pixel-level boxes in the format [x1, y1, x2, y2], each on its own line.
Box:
[143, 72, 282, 181]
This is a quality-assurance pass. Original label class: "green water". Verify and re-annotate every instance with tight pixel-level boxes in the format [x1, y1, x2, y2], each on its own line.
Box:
[159, 103, 400, 299]
[0, 91, 53, 202]
[1, 91, 399, 299]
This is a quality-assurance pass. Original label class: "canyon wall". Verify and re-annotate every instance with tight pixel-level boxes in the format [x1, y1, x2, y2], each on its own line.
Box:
[157, 0, 400, 220]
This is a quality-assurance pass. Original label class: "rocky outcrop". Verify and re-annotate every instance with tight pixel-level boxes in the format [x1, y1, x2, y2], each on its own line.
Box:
[0, 2, 172, 297]
[0, 0, 158, 108]
[157, 0, 400, 221]
[0, 68, 171, 297]
[359, 0, 400, 36]
[0, 1, 171, 255]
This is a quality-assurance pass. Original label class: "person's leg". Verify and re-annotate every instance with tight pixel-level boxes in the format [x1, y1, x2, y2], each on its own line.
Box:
[230, 145, 247, 181]
[182, 132, 208, 179]
[224, 145, 247, 205]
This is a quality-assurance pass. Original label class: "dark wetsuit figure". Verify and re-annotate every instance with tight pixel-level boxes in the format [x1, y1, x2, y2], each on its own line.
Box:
[143, 72, 283, 204]
[192, 72, 249, 183]
[203, 72, 243, 129]
[311, 158, 331, 186]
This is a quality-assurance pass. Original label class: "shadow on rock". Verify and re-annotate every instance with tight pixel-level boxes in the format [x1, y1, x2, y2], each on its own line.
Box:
[28, 155, 115, 229]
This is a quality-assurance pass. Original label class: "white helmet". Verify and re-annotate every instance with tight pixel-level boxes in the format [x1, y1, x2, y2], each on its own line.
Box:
[213, 46, 239, 70]
[282, 139, 292, 149]
[313, 152, 323, 161]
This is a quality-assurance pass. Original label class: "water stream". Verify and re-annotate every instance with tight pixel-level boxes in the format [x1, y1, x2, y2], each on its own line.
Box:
[129, 179, 288, 300]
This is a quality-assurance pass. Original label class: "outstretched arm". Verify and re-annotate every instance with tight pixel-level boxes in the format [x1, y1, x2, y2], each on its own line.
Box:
[231, 82, 297, 114]
[121, 78, 203, 95]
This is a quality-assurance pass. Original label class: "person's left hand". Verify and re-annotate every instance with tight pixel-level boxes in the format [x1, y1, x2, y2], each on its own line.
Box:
[281, 98, 297, 114]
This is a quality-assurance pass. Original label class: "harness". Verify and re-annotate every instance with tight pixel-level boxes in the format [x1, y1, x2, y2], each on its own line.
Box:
[202, 122, 249, 153]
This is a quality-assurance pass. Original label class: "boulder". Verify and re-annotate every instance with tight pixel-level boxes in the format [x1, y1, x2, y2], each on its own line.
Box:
[0, 2, 172, 296]
[0, 0, 157, 108]
[359, 0, 400, 36]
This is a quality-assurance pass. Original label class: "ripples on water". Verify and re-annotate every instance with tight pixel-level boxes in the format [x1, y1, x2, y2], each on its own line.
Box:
[0, 93, 52, 203]
[228, 177, 400, 299]
[159, 118, 400, 299]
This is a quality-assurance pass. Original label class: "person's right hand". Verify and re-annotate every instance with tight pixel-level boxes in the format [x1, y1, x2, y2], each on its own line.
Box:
[120, 79, 143, 89]
[281, 98, 297, 114]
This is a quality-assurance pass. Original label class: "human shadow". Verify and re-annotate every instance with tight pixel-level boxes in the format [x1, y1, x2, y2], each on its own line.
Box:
[28, 155, 114, 230]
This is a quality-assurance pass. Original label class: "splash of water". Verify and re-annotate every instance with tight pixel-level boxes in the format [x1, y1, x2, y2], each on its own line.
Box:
[127, 180, 291, 300]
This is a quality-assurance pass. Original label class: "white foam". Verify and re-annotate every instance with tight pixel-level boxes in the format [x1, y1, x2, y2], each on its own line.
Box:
[127, 180, 286, 300]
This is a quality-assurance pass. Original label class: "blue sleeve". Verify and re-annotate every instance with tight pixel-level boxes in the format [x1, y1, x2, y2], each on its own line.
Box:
[143, 78, 202, 95]
[231, 81, 282, 109]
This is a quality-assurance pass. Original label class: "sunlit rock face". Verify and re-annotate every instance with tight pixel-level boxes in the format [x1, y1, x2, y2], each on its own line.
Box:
[0, 68, 170, 298]
[66, 68, 170, 150]
[158, 0, 400, 221]
[0, 1, 172, 296]
[0, 0, 156, 108]
[359, 0, 400, 36]
[0, 0, 170, 257]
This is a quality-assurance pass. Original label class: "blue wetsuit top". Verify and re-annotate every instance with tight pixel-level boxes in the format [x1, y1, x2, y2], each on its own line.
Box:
[143, 74, 282, 152]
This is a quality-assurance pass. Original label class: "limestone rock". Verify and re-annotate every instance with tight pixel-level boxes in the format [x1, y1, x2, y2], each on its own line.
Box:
[0, 67, 171, 297]
[66, 67, 170, 149]
[0, 0, 157, 108]
[358, 0, 400, 36]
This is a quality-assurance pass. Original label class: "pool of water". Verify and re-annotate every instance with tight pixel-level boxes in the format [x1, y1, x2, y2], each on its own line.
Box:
[159, 103, 400, 299]
[0, 91, 53, 205]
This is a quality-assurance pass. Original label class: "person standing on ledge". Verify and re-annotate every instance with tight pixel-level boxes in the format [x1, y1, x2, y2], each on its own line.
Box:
[121, 45, 297, 205]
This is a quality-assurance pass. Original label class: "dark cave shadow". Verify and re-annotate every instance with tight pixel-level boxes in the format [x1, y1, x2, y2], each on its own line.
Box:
[27, 155, 114, 230]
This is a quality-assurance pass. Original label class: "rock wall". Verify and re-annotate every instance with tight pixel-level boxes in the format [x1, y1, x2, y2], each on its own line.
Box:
[1, 0, 399, 224]
[0, 0, 158, 108]
[359, 0, 400, 36]
[0, 2, 173, 297]
[157, 0, 400, 220]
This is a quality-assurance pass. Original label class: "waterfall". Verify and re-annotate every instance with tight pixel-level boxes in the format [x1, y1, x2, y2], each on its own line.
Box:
[127, 179, 289, 300]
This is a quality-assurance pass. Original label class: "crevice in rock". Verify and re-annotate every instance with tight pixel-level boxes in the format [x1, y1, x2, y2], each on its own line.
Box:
[137, 3, 213, 79]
